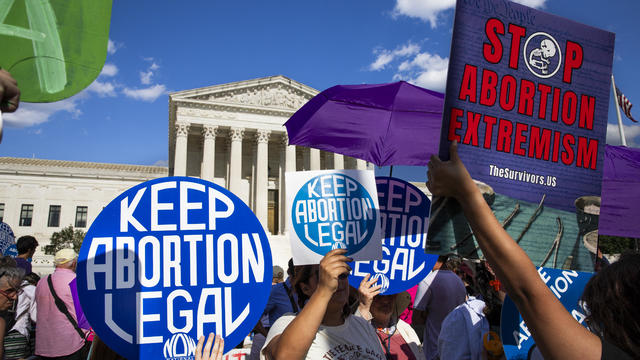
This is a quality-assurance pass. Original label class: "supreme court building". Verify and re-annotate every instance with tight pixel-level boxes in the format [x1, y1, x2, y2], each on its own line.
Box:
[0, 75, 372, 274]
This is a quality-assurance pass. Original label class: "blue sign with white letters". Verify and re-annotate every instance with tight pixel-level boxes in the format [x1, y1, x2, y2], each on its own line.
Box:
[0, 223, 16, 257]
[500, 267, 593, 359]
[350, 177, 438, 295]
[77, 177, 272, 359]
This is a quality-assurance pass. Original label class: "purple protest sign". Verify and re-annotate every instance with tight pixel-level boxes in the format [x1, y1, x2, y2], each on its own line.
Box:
[426, 0, 615, 270]
[599, 145, 640, 238]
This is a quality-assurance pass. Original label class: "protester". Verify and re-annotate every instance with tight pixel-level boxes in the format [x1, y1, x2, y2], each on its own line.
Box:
[249, 259, 299, 360]
[15, 235, 38, 275]
[437, 296, 490, 360]
[4, 270, 38, 359]
[196, 333, 224, 360]
[0, 68, 20, 113]
[0, 257, 23, 360]
[413, 255, 467, 360]
[358, 274, 424, 359]
[35, 249, 88, 359]
[272, 265, 285, 284]
[261, 249, 385, 360]
[426, 141, 638, 359]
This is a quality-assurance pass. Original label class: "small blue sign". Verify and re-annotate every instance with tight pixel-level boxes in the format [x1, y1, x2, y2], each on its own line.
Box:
[500, 267, 593, 359]
[77, 177, 272, 359]
[350, 177, 438, 294]
[291, 173, 378, 257]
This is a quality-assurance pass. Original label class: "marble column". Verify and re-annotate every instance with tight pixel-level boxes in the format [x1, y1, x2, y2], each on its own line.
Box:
[174, 122, 190, 176]
[310, 148, 321, 170]
[255, 129, 270, 232]
[333, 153, 344, 170]
[200, 125, 218, 181]
[282, 134, 296, 234]
[356, 158, 367, 170]
[228, 127, 244, 194]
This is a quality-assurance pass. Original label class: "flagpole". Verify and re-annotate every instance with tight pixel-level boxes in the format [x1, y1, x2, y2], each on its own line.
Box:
[611, 74, 627, 146]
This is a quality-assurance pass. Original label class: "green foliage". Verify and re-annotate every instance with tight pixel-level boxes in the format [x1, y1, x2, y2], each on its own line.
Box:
[598, 235, 638, 255]
[45, 225, 86, 255]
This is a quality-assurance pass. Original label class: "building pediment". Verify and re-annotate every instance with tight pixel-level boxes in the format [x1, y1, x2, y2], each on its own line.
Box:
[170, 75, 318, 112]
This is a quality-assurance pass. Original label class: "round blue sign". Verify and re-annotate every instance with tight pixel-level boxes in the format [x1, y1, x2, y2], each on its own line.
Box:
[349, 177, 438, 295]
[77, 177, 272, 359]
[0, 222, 16, 256]
[291, 173, 378, 257]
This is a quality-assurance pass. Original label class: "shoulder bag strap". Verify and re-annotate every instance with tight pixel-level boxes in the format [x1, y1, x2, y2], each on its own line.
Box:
[46, 275, 86, 341]
[282, 282, 299, 314]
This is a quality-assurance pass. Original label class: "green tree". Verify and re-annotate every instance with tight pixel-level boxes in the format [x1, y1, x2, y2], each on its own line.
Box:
[45, 225, 86, 255]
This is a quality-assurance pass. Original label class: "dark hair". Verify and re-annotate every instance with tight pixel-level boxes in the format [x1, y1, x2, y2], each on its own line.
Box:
[16, 236, 38, 255]
[581, 252, 640, 356]
[292, 264, 351, 319]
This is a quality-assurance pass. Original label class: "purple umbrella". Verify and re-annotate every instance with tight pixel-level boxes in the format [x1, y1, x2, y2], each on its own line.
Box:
[284, 81, 444, 166]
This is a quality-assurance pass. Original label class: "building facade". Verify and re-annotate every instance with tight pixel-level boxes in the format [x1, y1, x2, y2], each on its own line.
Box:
[0, 75, 372, 274]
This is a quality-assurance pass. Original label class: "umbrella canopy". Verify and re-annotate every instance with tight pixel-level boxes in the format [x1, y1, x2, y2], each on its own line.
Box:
[284, 81, 444, 166]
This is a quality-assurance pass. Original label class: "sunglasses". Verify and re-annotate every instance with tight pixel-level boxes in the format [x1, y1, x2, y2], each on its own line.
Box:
[0, 287, 22, 300]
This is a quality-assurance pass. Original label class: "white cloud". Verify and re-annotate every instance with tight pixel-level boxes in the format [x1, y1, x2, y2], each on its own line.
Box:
[86, 79, 117, 97]
[153, 159, 168, 167]
[100, 63, 118, 77]
[3, 96, 82, 127]
[392, 0, 455, 28]
[123, 84, 167, 102]
[369, 43, 420, 71]
[606, 123, 640, 147]
[368, 42, 449, 92]
[139, 61, 160, 85]
[392, 0, 545, 28]
[107, 39, 121, 55]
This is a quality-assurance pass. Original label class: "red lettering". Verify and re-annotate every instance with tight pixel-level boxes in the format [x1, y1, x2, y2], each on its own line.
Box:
[529, 126, 551, 160]
[483, 115, 497, 149]
[463, 111, 481, 146]
[537, 83, 552, 120]
[499, 75, 517, 111]
[551, 88, 561, 122]
[459, 65, 478, 103]
[552, 131, 561, 162]
[577, 137, 598, 170]
[518, 79, 535, 116]
[508, 24, 526, 69]
[579, 95, 595, 130]
[483, 18, 505, 64]
[562, 91, 577, 126]
[561, 133, 575, 166]
[563, 41, 583, 84]
[513, 122, 528, 156]
[497, 118, 513, 153]
[449, 107, 464, 142]
[479, 69, 498, 106]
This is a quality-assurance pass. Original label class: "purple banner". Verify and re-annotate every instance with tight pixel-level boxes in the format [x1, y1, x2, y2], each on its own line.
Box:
[439, 0, 614, 212]
[599, 145, 640, 238]
[426, 0, 615, 271]
[69, 278, 90, 330]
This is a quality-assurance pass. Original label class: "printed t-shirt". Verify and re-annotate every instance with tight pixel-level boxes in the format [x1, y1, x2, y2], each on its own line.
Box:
[261, 314, 386, 360]
[414, 270, 466, 360]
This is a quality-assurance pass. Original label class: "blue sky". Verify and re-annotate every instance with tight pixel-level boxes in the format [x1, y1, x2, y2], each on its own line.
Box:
[3, 0, 640, 181]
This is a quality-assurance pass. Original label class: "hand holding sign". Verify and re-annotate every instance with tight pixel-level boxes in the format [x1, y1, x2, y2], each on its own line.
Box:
[195, 333, 224, 360]
[357, 274, 381, 318]
[317, 249, 352, 298]
[0, 69, 19, 112]
[427, 141, 475, 201]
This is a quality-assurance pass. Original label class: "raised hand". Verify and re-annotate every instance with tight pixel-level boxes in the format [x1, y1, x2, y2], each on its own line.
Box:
[0, 69, 20, 113]
[426, 140, 476, 200]
[317, 249, 352, 296]
[195, 333, 224, 360]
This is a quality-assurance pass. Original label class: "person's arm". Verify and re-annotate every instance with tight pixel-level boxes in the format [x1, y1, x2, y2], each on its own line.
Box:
[264, 249, 351, 360]
[426, 141, 600, 360]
